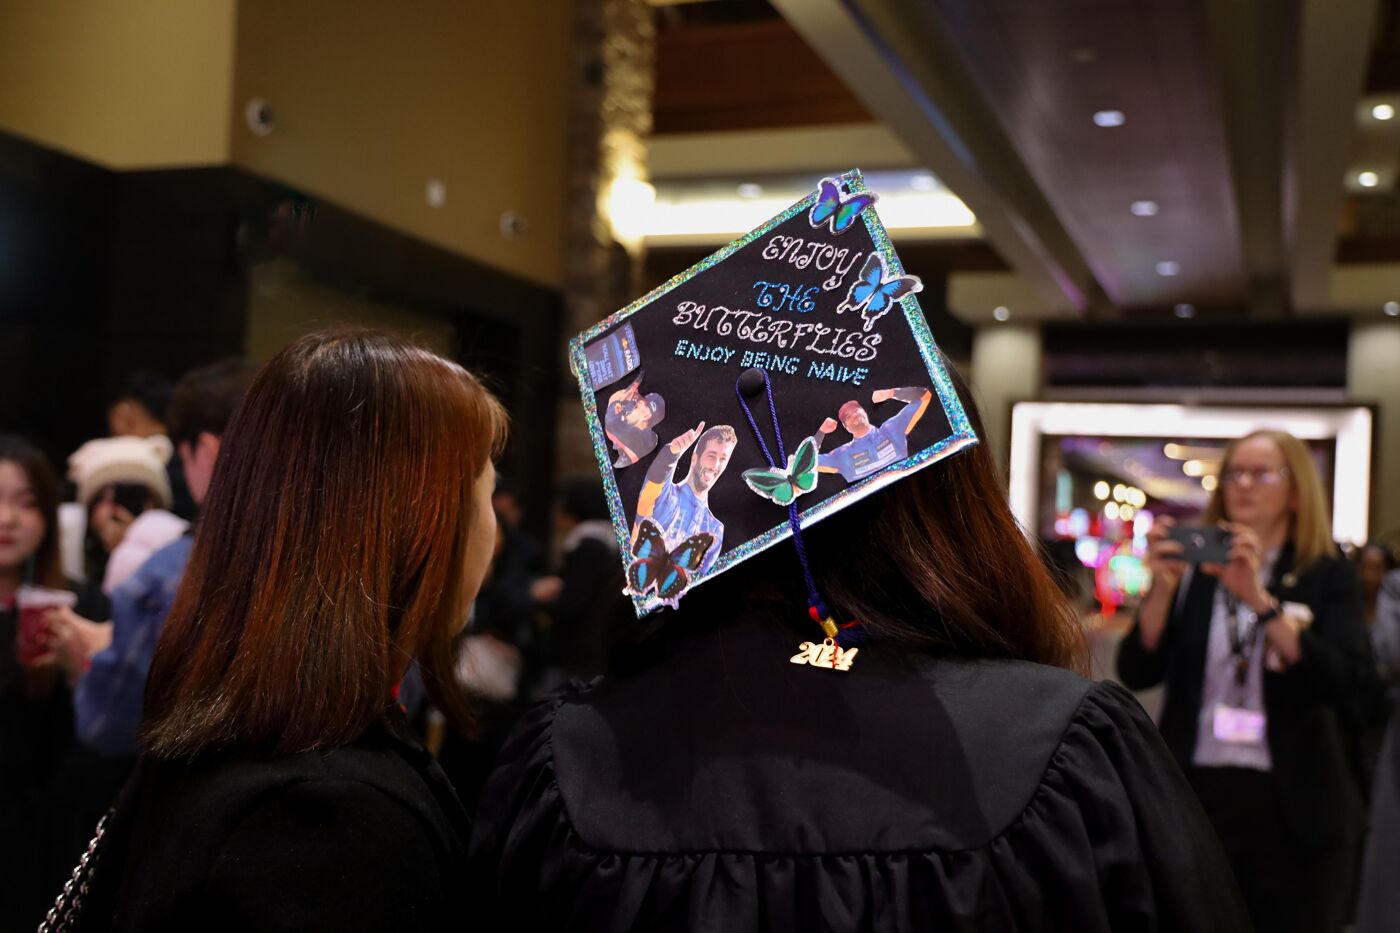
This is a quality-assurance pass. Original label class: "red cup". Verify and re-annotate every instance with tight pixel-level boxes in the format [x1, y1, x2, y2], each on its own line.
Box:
[14, 585, 77, 667]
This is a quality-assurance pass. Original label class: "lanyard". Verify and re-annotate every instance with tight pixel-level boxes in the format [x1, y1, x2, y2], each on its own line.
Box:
[1223, 594, 1265, 689]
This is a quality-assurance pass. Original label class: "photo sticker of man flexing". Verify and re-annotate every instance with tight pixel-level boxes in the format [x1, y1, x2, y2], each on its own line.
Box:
[633, 422, 737, 577]
[813, 386, 931, 483]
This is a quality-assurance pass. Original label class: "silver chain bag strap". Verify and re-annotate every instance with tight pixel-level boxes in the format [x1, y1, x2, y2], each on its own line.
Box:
[38, 809, 112, 933]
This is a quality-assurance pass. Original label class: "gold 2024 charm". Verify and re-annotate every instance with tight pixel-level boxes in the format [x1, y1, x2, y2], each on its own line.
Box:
[790, 638, 858, 672]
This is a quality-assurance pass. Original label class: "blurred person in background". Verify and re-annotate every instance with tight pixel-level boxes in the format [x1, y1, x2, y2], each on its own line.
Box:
[1119, 429, 1375, 933]
[0, 436, 108, 932]
[107, 371, 195, 522]
[65, 434, 176, 616]
[105, 372, 170, 441]
[50, 331, 505, 930]
[1349, 542, 1399, 794]
[436, 521, 526, 816]
[491, 478, 528, 539]
[471, 476, 544, 670]
[40, 360, 254, 895]
[1357, 563, 1400, 931]
[1355, 541, 1398, 628]
[441, 478, 625, 813]
[531, 477, 623, 687]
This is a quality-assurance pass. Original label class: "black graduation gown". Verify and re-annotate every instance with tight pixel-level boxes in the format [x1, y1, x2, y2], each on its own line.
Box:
[468, 606, 1250, 932]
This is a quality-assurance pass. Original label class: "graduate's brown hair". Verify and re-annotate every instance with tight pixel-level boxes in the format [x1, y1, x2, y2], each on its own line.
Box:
[144, 331, 506, 757]
[805, 361, 1088, 673]
[667, 358, 1087, 675]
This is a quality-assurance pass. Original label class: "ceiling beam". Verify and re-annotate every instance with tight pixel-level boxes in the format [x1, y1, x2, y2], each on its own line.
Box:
[650, 123, 914, 178]
[770, 0, 1101, 316]
[1201, 0, 1296, 317]
[1288, 0, 1380, 312]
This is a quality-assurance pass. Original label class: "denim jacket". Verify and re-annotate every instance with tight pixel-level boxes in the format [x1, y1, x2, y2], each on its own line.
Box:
[74, 536, 193, 757]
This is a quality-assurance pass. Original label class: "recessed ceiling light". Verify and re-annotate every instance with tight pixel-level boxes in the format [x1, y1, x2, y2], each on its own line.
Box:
[1174, 303, 1196, 318]
[1070, 47, 1097, 64]
[993, 306, 1011, 322]
[425, 179, 447, 208]
[1385, 301, 1400, 317]
[1359, 171, 1380, 188]
[1093, 110, 1126, 127]
[1156, 261, 1180, 277]
[736, 183, 763, 199]
[909, 173, 937, 191]
[1374, 103, 1396, 121]
[1130, 200, 1159, 217]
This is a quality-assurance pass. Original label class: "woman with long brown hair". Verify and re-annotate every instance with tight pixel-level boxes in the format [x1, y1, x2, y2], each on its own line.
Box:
[468, 364, 1249, 932]
[55, 331, 506, 931]
[1119, 429, 1375, 932]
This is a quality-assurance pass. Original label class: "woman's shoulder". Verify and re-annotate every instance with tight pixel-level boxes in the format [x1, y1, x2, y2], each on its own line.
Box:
[1293, 548, 1356, 582]
[135, 726, 465, 856]
[105, 735, 466, 929]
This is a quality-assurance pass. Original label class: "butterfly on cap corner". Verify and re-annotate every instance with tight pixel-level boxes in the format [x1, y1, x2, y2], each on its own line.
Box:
[742, 435, 820, 507]
[625, 517, 716, 608]
[808, 177, 879, 236]
[838, 253, 923, 333]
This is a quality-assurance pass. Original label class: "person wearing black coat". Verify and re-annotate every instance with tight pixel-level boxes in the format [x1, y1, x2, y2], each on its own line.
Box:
[1358, 568, 1400, 931]
[468, 376, 1251, 932]
[0, 435, 110, 933]
[1118, 430, 1376, 933]
[44, 332, 508, 931]
[75, 710, 468, 931]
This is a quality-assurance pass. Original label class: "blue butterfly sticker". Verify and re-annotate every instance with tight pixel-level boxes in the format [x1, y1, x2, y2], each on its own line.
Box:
[625, 517, 716, 608]
[808, 177, 878, 235]
[838, 252, 922, 332]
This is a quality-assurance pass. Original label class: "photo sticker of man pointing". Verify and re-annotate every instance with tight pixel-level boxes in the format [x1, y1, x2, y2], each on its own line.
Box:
[633, 422, 737, 577]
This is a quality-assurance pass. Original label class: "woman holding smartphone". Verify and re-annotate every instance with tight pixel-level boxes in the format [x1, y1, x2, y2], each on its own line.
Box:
[48, 331, 506, 931]
[1119, 429, 1375, 932]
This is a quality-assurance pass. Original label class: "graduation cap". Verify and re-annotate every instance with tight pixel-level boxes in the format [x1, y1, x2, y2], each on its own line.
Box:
[568, 169, 977, 666]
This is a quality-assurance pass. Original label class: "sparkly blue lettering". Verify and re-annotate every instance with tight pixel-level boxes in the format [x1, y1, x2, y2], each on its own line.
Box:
[675, 339, 736, 366]
[751, 280, 820, 314]
[739, 349, 801, 375]
[806, 361, 869, 385]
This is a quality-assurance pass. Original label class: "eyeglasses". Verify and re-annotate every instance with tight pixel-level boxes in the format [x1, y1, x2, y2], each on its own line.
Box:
[1221, 467, 1291, 487]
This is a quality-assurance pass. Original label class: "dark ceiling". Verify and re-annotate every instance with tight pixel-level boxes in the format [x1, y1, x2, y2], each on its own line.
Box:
[652, 0, 1400, 318]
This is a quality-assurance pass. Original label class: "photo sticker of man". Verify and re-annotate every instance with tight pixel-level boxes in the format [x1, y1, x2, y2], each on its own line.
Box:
[604, 373, 667, 468]
[813, 386, 932, 482]
[633, 422, 737, 577]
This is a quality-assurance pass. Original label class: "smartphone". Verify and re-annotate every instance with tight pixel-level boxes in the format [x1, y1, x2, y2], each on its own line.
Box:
[1166, 525, 1233, 564]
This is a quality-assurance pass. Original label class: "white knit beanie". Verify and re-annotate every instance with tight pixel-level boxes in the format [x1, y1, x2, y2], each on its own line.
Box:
[67, 435, 174, 509]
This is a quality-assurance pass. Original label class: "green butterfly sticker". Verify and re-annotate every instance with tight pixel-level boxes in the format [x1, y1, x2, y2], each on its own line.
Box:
[743, 435, 820, 506]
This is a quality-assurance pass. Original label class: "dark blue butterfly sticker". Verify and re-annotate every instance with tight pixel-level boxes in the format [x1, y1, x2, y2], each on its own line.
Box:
[808, 177, 878, 235]
[837, 252, 922, 332]
[625, 517, 716, 608]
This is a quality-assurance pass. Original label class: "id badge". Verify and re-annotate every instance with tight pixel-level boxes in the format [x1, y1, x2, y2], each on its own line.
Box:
[1212, 704, 1266, 745]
